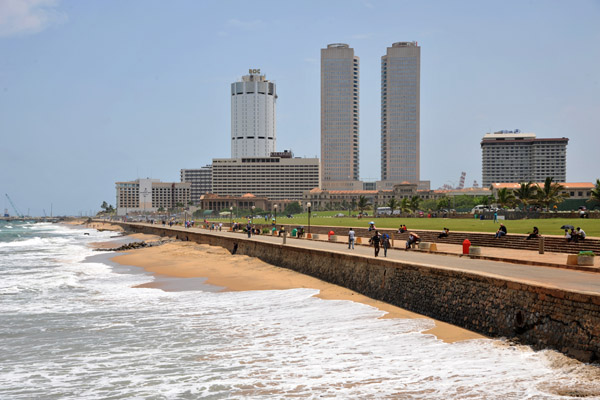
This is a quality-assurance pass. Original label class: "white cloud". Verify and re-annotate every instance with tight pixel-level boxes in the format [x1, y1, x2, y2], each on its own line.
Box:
[0, 0, 66, 38]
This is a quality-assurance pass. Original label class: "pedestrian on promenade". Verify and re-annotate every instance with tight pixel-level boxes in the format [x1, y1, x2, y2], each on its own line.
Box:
[369, 230, 381, 257]
[381, 232, 390, 257]
[348, 228, 356, 249]
[246, 222, 252, 238]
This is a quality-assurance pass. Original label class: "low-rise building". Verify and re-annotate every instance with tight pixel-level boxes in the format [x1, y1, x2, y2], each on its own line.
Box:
[302, 182, 437, 211]
[116, 178, 191, 216]
[198, 193, 291, 215]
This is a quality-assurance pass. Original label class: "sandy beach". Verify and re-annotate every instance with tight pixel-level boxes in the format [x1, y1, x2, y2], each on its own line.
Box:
[108, 237, 484, 343]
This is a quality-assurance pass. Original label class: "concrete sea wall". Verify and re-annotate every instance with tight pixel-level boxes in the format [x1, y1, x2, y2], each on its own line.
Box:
[122, 223, 600, 363]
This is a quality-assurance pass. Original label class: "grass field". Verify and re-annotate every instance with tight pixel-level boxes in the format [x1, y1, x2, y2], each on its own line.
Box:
[261, 211, 600, 237]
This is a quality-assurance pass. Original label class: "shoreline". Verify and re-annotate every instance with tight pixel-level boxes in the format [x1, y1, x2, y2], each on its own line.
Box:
[103, 234, 484, 343]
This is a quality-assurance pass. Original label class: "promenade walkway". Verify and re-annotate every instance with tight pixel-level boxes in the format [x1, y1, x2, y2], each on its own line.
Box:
[130, 223, 600, 296]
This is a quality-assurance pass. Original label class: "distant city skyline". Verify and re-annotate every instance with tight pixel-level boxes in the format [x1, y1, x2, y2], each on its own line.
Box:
[1, 1, 598, 215]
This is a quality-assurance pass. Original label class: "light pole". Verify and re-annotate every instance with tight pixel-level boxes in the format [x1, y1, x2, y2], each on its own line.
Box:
[307, 202, 311, 234]
[274, 204, 278, 225]
[251, 205, 255, 222]
[229, 206, 233, 226]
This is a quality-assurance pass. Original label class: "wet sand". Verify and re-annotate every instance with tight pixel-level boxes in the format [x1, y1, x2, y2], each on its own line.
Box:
[110, 240, 484, 343]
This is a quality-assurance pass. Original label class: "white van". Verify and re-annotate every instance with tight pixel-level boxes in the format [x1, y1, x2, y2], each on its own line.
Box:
[471, 205, 489, 213]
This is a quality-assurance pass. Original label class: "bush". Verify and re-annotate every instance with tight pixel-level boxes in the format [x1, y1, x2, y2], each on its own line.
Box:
[578, 251, 595, 257]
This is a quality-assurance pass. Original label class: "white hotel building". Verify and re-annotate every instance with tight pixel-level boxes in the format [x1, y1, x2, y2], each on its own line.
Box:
[231, 70, 277, 158]
[116, 178, 191, 216]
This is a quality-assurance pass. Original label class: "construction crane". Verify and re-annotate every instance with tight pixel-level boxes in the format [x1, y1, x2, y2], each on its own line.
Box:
[457, 172, 466, 190]
[5, 194, 24, 218]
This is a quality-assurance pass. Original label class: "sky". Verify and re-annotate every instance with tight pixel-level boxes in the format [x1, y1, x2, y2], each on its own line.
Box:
[1, 0, 599, 216]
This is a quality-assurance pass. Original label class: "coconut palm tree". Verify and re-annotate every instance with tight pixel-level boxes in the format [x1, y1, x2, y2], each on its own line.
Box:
[409, 196, 421, 212]
[495, 188, 516, 209]
[513, 181, 535, 208]
[588, 179, 600, 208]
[535, 177, 569, 210]
[387, 197, 399, 215]
[357, 195, 369, 215]
[400, 198, 411, 213]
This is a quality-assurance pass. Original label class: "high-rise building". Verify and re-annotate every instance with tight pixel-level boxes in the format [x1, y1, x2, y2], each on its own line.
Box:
[231, 70, 277, 158]
[180, 165, 212, 204]
[380, 41, 420, 184]
[481, 130, 568, 187]
[321, 43, 361, 190]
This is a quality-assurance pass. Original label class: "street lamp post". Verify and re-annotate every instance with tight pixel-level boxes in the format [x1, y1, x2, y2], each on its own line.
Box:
[274, 204, 278, 225]
[229, 206, 233, 227]
[251, 205, 255, 221]
[307, 202, 311, 234]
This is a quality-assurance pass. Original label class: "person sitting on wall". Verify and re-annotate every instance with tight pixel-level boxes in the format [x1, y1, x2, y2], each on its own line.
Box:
[576, 227, 586, 242]
[398, 224, 407, 234]
[526, 226, 540, 240]
[438, 227, 449, 239]
[405, 232, 421, 250]
[495, 223, 507, 239]
[368, 222, 376, 232]
[565, 229, 572, 242]
[570, 228, 579, 243]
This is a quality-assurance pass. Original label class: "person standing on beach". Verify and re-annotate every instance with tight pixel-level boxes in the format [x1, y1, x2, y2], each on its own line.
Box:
[370, 230, 381, 257]
[348, 228, 355, 249]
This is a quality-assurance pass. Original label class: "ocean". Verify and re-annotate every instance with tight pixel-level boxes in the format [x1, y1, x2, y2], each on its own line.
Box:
[1, 221, 599, 399]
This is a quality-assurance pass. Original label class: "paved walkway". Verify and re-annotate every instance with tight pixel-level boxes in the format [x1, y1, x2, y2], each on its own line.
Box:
[131, 223, 600, 296]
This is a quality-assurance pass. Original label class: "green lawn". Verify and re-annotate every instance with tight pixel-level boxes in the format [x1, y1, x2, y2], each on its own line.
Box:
[272, 212, 600, 237]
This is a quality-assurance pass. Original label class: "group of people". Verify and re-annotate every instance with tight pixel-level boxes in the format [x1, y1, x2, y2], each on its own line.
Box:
[348, 226, 421, 256]
[565, 227, 586, 243]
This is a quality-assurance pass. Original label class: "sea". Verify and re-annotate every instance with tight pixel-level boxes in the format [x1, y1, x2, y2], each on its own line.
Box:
[1, 221, 600, 399]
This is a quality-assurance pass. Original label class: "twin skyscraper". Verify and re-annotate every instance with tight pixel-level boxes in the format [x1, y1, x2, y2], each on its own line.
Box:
[321, 42, 421, 190]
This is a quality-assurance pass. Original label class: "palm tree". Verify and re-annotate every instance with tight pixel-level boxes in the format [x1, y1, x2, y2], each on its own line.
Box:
[535, 177, 569, 210]
[387, 197, 399, 215]
[400, 198, 411, 213]
[409, 196, 421, 212]
[357, 195, 369, 215]
[513, 182, 535, 208]
[588, 179, 600, 207]
[495, 188, 516, 209]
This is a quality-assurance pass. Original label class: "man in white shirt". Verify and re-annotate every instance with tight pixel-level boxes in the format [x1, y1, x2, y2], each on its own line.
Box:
[348, 228, 356, 250]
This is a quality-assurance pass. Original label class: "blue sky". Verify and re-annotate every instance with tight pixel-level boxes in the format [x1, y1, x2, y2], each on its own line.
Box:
[1, 0, 599, 216]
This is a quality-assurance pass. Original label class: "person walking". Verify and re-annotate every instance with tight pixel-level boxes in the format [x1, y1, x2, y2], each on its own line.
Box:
[381, 232, 390, 257]
[370, 230, 381, 257]
[493, 211, 498, 223]
[348, 228, 356, 250]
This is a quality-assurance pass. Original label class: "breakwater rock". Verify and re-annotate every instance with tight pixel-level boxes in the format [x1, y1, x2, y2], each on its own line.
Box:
[95, 237, 176, 252]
